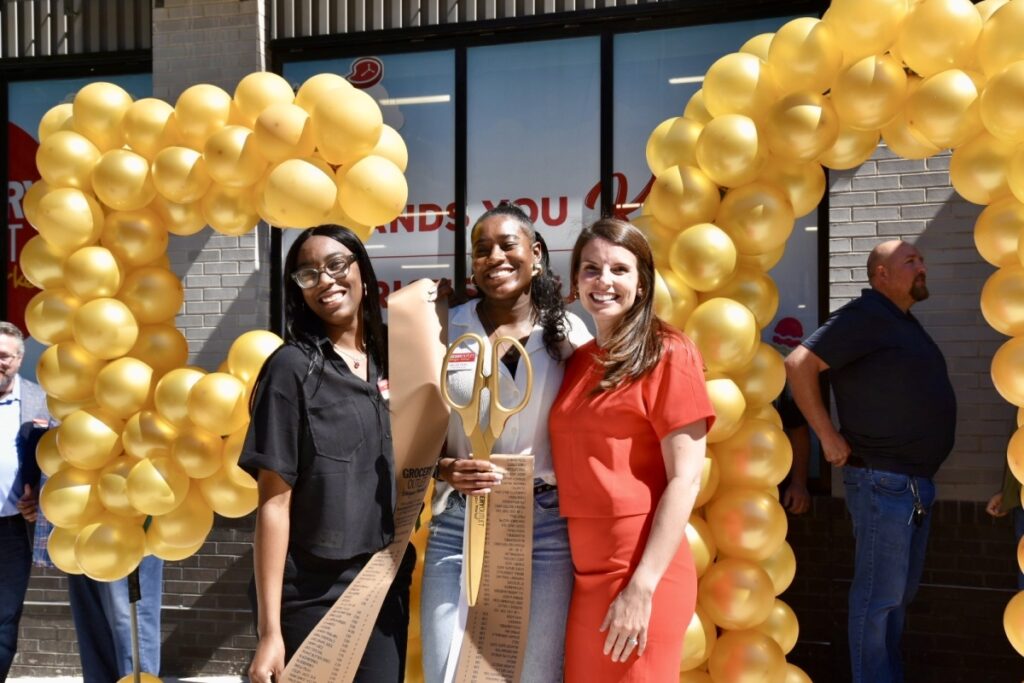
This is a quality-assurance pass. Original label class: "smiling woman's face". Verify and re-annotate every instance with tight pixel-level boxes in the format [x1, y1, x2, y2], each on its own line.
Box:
[296, 235, 363, 333]
[575, 236, 640, 336]
[470, 216, 540, 302]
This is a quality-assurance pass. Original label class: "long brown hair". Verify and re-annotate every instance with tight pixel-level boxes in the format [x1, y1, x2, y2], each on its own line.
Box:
[570, 218, 664, 391]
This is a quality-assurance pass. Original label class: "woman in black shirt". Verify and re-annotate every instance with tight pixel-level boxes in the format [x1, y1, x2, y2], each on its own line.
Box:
[241, 225, 414, 683]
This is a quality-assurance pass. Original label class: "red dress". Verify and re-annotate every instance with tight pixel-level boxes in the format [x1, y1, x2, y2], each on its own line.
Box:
[549, 329, 715, 682]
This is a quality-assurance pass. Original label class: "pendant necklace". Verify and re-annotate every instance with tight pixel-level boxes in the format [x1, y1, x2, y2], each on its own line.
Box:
[333, 343, 366, 369]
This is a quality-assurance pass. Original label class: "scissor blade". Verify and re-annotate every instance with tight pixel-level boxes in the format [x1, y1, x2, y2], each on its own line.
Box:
[465, 494, 487, 607]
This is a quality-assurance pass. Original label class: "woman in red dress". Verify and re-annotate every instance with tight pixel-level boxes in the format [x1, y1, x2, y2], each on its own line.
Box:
[549, 218, 714, 682]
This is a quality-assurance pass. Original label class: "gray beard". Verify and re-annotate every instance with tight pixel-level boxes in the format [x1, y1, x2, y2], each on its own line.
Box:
[910, 281, 929, 302]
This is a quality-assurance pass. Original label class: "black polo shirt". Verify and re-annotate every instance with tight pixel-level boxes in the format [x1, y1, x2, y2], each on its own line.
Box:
[803, 288, 956, 477]
[240, 341, 396, 561]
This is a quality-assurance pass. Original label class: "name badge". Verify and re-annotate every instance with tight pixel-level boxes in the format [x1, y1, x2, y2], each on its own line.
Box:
[446, 350, 477, 373]
[377, 378, 390, 402]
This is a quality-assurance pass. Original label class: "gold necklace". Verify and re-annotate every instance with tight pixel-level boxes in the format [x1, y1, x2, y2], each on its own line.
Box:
[333, 343, 366, 369]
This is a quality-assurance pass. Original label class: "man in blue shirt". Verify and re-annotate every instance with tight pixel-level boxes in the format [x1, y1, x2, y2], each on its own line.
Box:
[785, 240, 957, 683]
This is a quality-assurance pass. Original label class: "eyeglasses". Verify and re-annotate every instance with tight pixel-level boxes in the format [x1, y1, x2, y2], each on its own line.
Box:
[291, 254, 358, 289]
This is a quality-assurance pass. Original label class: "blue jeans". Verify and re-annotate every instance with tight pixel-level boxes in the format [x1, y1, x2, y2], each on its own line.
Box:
[843, 467, 935, 683]
[0, 515, 31, 681]
[421, 487, 573, 683]
[67, 556, 163, 682]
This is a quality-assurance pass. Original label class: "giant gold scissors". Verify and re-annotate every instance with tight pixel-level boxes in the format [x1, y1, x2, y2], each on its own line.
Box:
[441, 332, 534, 606]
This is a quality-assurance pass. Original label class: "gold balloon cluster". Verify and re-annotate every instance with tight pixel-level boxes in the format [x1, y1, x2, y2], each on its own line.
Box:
[20, 71, 410, 581]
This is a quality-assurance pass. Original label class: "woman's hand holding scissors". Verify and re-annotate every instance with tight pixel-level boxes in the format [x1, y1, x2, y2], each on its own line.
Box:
[436, 457, 503, 495]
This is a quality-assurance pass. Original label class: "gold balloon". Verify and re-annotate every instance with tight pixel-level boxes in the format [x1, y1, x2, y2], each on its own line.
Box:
[73, 82, 133, 152]
[758, 540, 797, 595]
[697, 557, 775, 630]
[768, 19, 842, 96]
[62, 246, 122, 300]
[33, 188, 105, 255]
[171, 423, 225, 479]
[146, 530, 206, 562]
[991, 336, 1024, 406]
[175, 84, 233, 151]
[746, 402, 783, 429]
[129, 324, 190, 378]
[295, 73, 353, 114]
[35, 430, 65, 477]
[233, 71, 295, 128]
[684, 298, 759, 374]
[635, 210, 677, 273]
[201, 183, 259, 236]
[35, 131, 101, 191]
[648, 165, 720, 230]
[695, 453, 720, 508]
[881, 75, 943, 160]
[24, 288, 80, 346]
[38, 103, 75, 143]
[147, 485, 214, 549]
[94, 357, 154, 419]
[223, 426, 247, 469]
[92, 150, 157, 212]
[97, 455, 143, 517]
[1004, 590, 1024, 656]
[757, 154, 825, 218]
[154, 367, 206, 428]
[896, 0, 982, 77]
[765, 92, 839, 163]
[716, 182, 795, 256]
[784, 663, 813, 683]
[981, 266, 1024, 336]
[977, 0, 1024, 78]
[740, 33, 773, 60]
[982, 62, 1024, 143]
[47, 526, 84, 574]
[150, 196, 207, 237]
[907, 69, 984, 149]
[706, 487, 788, 562]
[679, 605, 717, 672]
[702, 52, 777, 120]
[684, 89, 713, 125]
[263, 159, 338, 228]
[695, 114, 766, 188]
[75, 516, 146, 581]
[687, 516, 718, 579]
[253, 103, 317, 163]
[1010, 147, 1024, 206]
[338, 155, 409, 228]
[36, 341, 106, 402]
[371, 124, 410, 173]
[118, 266, 184, 325]
[822, 0, 909, 63]
[313, 86, 384, 166]
[646, 117, 703, 176]
[228, 330, 284, 384]
[47, 395, 96, 422]
[707, 628, 786, 683]
[19, 234, 67, 289]
[126, 455, 190, 516]
[204, 125, 268, 188]
[116, 673, 163, 683]
[701, 269, 780, 331]
[818, 126, 881, 171]
[669, 223, 738, 292]
[713, 420, 794, 490]
[187, 372, 249, 436]
[57, 408, 124, 471]
[755, 599, 799, 654]
[123, 410, 178, 460]
[39, 466, 103, 528]
[950, 132, 1013, 205]
[654, 269, 699, 329]
[23, 179, 50, 230]
[152, 146, 212, 204]
[1006, 427, 1024, 486]
[975, 196, 1024, 267]
[72, 298, 139, 360]
[679, 672, 713, 683]
[197, 462, 258, 518]
[729, 343, 786, 406]
[831, 54, 907, 131]
[122, 98, 182, 160]
[706, 378, 747, 444]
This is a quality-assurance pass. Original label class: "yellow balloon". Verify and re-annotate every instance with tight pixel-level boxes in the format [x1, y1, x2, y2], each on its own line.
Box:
[746, 402, 783, 429]
[313, 86, 384, 166]
[223, 426, 247, 469]
[171, 423, 225, 479]
[706, 485, 790, 561]
[33, 188, 105, 255]
[739, 33, 774, 60]
[19, 234, 67, 289]
[1004, 590, 1024, 656]
[695, 453, 720, 509]
[695, 114, 766, 188]
[73, 82, 133, 152]
[97, 455, 143, 517]
[701, 268, 780, 330]
[36, 430, 66, 478]
[684, 298, 759, 374]
[197, 462, 258, 518]
[187, 372, 250, 436]
[713, 420, 794, 490]
[118, 266, 184, 325]
[38, 103, 75, 143]
[47, 526, 84, 574]
[233, 72, 295, 128]
[126, 455, 190, 516]
[975, 196, 1024, 267]
[669, 223, 738, 292]
[149, 196, 206, 237]
[981, 266, 1024, 336]
[950, 131, 1013, 205]
[92, 150, 157, 212]
[35, 131, 100, 192]
[783, 663, 813, 683]
[646, 117, 703, 176]
[702, 52, 777, 120]
[263, 159, 338, 228]
[295, 73, 353, 114]
[818, 126, 881, 171]
[716, 182, 795, 256]
[175, 84, 233, 151]
[253, 103, 317, 163]
[122, 410, 178, 460]
[228, 330, 284, 384]
[47, 395, 96, 422]
[822, 0, 909, 63]
[706, 378, 747, 444]
[896, 0, 982, 77]
[831, 54, 907, 131]
[981, 62, 1024, 144]
[122, 98, 182, 161]
[129, 324, 190, 378]
[765, 92, 840, 162]
[654, 268, 699, 329]
[907, 69, 984, 149]
[977, 0, 1024, 78]
[62, 246, 122, 300]
[697, 557, 775, 630]
[757, 540, 797, 595]
[635, 211, 677, 274]
[75, 516, 146, 581]
[152, 146, 212, 204]
[707, 629, 786, 683]
[1006, 427, 1024, 486]
[370, 124, 409, 173]
[338, 155, 409, 227]
[991, 336, 1024, 406]
[24, 288, 81, 345]
[145, 530, 206, 562]
[648, 165, 720, 230]
[679, 605, 717, 671]
[680, 671, 713, 683]
[755, 599, 799, 654]
[147, 485, 214, 549]
[57, 408, 124, 470]
[23, 179, 50, 229]
[201, 183, 260, 236]
[36, 341, 106, 402]
[881, 75, 943, 159]
[72, 298, 139, 360]
[1010, 147, 1024, 206]
[203, 125, 268, 188]
[729, 343, 786, 406]
[684, 89, 713, 125]
[94, 357, 154, 419]
[39, 466, 103, 528]
[767, 18, 843, 96]
[154, 367, 207, 428]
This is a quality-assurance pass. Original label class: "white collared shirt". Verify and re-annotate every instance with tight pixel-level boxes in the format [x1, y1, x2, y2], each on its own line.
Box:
[0, 376, 22, 517]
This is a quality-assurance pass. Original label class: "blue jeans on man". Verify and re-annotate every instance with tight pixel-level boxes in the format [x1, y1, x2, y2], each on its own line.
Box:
[843, 466, 935, 683]
[0, 515, 31, 680]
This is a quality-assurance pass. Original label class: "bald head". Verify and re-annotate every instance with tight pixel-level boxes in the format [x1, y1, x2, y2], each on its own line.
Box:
[867, 240, 928, 311]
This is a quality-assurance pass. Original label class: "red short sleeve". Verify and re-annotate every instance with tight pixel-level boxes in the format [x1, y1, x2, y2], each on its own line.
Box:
[644, 332, 716, 439]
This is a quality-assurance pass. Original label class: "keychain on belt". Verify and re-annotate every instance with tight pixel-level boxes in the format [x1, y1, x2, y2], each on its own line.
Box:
[908, 478, 926, 527]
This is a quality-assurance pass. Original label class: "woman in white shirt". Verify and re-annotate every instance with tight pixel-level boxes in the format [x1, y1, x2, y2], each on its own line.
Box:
[420, 203, 591, 682]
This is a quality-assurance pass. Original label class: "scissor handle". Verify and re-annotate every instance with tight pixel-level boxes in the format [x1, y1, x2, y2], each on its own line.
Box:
[441, 333, 487, 438]
[488, 335, 534, 432]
